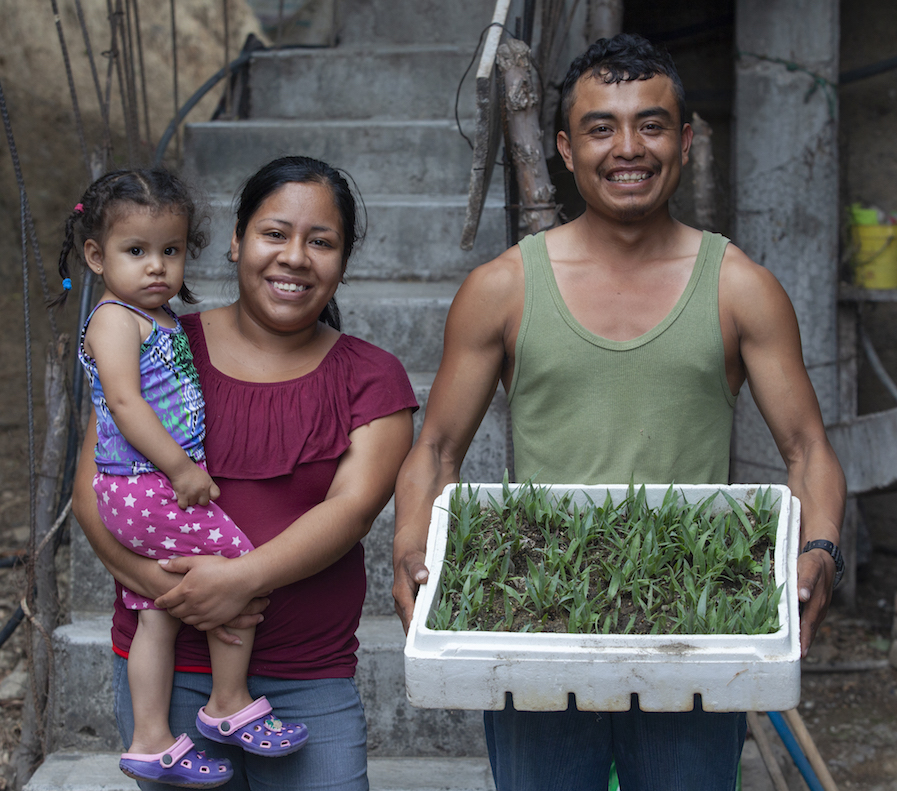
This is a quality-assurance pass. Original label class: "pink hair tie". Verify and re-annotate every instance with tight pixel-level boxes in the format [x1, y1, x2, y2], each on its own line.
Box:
[73, 203, 84, 214]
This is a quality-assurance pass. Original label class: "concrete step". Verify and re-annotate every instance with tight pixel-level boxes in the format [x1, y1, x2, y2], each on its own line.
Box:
[341, 281, 454, 372]
[50, 615, 486, 757]
[25, 739, 781, 791]
[248, 46, 480, 120]
[335, 0, 495, 46]
[187, 194, 505, 285]
[25, 752, 495, 791]
[182, 280, 458, 372]
[51, 614, 122, 753]
[356, 617, 486, 757]
[182, 120, 483, 198]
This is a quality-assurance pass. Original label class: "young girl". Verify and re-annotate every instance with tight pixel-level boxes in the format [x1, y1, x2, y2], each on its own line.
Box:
[56, 169, 308, 788]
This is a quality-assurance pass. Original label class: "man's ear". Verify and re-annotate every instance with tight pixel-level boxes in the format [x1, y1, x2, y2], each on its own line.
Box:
[557, 130, 574, 173]
[83, 239, 104, 276]
[680, 122, 694, 167]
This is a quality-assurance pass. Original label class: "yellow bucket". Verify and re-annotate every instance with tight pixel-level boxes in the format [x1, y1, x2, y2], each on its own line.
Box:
[852, 225, 897, 289]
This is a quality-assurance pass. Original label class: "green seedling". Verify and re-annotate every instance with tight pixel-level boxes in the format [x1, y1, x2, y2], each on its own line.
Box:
[427, 480, 785, 636]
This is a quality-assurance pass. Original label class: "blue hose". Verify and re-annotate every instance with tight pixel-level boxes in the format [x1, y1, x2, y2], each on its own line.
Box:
[767, 711, 825, 791]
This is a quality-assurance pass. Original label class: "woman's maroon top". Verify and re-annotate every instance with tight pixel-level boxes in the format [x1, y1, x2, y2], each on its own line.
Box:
[110, 313, 418, 678]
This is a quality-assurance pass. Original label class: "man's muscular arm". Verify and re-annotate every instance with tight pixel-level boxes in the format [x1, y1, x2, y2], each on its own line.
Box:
[721, 247, 846, 657]
[392, 252, 521, 632]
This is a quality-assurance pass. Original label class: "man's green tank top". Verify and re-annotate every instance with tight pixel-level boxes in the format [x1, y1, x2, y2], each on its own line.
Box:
[507, 230, 737, 486]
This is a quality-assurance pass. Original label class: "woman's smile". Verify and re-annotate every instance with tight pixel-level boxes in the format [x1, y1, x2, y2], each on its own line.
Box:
[270, 280, 310, 294]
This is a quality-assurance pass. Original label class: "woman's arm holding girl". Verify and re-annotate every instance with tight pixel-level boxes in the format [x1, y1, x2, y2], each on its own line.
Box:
[156, 408, 414, 630]
[73, 410, 266, 637]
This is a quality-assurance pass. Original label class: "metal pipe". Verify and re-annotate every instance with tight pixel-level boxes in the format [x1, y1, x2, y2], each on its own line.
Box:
[767, 711, 826, 791]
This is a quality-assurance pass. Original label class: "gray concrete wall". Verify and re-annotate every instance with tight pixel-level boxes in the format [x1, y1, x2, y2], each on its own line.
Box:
[731, 0, 840, 483]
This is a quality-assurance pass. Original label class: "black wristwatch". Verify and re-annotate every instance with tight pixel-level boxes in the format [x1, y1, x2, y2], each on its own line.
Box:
[802, 540, 844, 589]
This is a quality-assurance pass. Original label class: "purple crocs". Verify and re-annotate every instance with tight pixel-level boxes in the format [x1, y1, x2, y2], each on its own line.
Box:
[196, 696, 309, 757]
[120, 733, 233, 788]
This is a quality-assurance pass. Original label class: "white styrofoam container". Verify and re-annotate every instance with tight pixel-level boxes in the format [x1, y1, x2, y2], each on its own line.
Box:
[405, 483, 801, 713]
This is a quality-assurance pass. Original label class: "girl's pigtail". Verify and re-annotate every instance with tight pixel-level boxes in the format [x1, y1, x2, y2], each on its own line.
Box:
[49, 203, 85, 308]
[178, 283, 200, 305]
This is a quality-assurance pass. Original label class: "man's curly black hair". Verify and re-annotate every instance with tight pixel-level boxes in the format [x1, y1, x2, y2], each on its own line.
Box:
[559, 33, 686, 133]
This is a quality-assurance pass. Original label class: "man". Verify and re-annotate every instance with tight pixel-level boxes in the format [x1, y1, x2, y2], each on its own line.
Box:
[393, 33, 845, 790]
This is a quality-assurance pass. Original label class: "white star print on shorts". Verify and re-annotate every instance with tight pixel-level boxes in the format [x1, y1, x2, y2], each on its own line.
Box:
[93, 463, 254, 610]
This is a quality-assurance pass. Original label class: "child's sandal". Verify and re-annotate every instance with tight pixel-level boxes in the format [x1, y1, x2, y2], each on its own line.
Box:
[120, 733, 233, 788]
[196, 696, 309, 757]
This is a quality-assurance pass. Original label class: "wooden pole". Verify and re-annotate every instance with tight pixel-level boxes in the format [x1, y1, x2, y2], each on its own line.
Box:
[460, 0, 512, 251]
[889, 591, 897, 668]
[12, 336, 70, 788]
[782, 709, 840, 791]
[496, 38, 557, 238]
[746, 712, 790, 791]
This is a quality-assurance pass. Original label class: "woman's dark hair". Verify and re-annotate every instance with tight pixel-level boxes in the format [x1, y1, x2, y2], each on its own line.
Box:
[52, 168, 208, 307]
[560, 33, 686, 134]
[231, 155, 366, 331]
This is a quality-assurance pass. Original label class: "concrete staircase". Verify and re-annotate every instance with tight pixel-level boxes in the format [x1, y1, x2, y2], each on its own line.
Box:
[31, 1, 507, 788]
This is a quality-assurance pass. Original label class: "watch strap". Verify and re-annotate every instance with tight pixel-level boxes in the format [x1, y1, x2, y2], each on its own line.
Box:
[802, 539, 844, 589]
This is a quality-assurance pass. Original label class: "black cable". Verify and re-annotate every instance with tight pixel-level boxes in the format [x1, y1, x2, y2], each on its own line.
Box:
[841, 55, 897, 85]
[0, 606, 25, 650]
[153, 48, 256, 167]
[453, 22, 518, 152]
[0, 554, 26, 651]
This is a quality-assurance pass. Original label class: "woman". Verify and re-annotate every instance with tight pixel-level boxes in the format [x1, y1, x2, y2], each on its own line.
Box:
[73, 156, 418, 790]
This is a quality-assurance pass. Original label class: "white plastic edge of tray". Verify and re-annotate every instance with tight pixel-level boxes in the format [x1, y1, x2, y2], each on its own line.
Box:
[404, 483, 801, 713]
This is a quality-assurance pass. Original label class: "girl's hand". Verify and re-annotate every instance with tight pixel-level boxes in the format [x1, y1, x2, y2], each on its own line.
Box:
[169, 461, 221, 509]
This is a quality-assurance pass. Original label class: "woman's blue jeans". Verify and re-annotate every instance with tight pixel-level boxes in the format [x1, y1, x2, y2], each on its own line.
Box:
[484, 695, 746, 791]
[113, 655, 368, 791]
